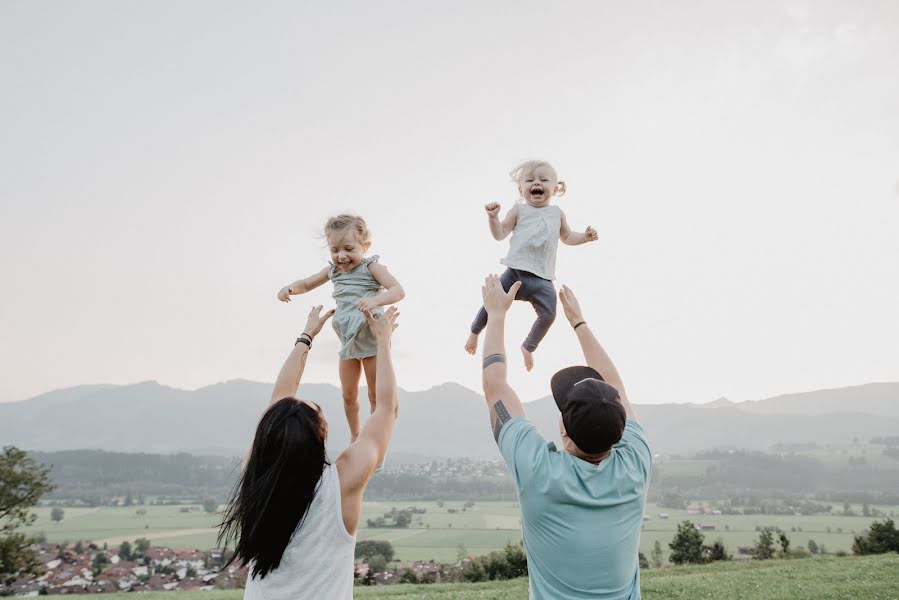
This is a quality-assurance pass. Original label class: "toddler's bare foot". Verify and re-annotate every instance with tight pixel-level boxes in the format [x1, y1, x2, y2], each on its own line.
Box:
[521, 346, 534, 372]
[464, 332, 479, 355]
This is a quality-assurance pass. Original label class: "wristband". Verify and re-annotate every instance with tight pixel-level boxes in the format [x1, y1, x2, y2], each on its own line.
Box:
[573, 321, 586, 330]
[295, 335, 312, 348]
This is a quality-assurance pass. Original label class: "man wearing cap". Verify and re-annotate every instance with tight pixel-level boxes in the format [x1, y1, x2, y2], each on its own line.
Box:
[479, 274, 651, 600]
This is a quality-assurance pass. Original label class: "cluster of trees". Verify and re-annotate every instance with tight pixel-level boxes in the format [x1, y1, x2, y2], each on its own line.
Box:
[748, 528, 810, 560]
[852, 520, 899, 555]
[366, 507, 425, 529]
[455, 542, 528, 583]
[667, 521, 732, 564]
[665, 521, 818, 566]
[356, 541, 528, 585]
[0, 446, 54, 586]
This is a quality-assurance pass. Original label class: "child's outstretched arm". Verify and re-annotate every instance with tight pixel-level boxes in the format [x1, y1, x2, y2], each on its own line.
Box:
[277, 266, 330, 302]
[356, 263, 405, 312]
[485, 203, 520, 241]
[559, 210, 599, 246]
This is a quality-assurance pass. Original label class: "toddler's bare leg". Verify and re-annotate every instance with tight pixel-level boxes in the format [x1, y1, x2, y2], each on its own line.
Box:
[362, 356, 378, 415]
[521, 279, 557, 372]
[339, 359, 363, 442]
[465, 332, 479, 355]
[521, 346, 534, 372]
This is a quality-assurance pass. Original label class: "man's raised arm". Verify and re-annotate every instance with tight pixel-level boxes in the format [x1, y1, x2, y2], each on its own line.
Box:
[481, 275, 527, 442]
[559, 285, 637, 421]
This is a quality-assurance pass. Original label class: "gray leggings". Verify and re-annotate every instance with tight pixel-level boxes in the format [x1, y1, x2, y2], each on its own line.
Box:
[471, 268, 557, 352]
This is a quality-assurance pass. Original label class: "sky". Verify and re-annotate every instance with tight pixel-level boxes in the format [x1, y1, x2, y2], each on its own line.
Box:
[1, 0, 897, 405]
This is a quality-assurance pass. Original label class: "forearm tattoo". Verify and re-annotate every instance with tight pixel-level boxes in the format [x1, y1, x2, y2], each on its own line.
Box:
[483, 353, 506, 369]
[492, 400, 512, 443]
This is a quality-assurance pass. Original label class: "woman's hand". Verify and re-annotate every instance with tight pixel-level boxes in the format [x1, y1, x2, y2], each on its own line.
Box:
[365, 306, 399, 342]
[302, 305, 336, 338]
[559, 285, 585, 327]
[277, 286, 292, 302]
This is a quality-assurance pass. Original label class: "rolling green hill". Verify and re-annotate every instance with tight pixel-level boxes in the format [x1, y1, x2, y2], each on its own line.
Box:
[40, 554, 899, 599]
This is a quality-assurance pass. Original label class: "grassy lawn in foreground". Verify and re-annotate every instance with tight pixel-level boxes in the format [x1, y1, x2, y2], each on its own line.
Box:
[39, 554, 899, 600]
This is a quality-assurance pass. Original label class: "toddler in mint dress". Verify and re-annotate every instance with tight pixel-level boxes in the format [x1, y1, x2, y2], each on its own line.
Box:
[329, 255, 383, 359]
[278, 215, 405, 444]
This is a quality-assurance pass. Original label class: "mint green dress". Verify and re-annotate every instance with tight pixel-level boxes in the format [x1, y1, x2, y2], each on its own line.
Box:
[328, 255, 384, 360]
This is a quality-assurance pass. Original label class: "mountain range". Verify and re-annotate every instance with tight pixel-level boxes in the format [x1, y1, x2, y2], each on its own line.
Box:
[1, 381, 898, 458]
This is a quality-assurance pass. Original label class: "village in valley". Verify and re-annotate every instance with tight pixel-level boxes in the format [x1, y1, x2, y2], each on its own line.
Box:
[6, 540, 448, 596]
[7, 542, 244, 596]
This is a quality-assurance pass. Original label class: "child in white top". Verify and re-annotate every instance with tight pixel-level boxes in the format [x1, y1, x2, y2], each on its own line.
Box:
[278, 214, 405, 441]
[465, 160, 597, 370]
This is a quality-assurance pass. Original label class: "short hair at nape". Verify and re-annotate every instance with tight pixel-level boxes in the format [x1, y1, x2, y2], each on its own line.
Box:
[509, 160, 566, 196]
[323, 214, 371, 244]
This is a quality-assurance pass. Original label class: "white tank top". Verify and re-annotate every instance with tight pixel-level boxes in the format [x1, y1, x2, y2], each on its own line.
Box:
[243, 464, 356, 600]
[501, 203, 562, 281]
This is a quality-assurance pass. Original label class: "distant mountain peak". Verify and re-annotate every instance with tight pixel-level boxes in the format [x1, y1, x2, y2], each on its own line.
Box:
[707, 396, 733, 407]
[426, 382, 478, 394]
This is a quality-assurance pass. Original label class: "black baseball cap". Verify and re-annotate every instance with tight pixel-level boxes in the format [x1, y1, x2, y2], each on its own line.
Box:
[551, 366, 626, 454]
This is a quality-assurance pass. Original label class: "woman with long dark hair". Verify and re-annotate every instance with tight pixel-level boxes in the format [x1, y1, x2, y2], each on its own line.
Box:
[218, 304, 400, 599]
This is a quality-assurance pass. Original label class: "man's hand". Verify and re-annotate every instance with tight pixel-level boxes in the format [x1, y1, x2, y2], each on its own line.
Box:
[277, 286, 293, 302]
[559, 285, 585, 327]
[356, 297, 378, 312]
[302, 305, 336, 338]
[482, 274, 522, 317]
[365, 306, 399, 342]
[585, 226, 598, 242]
[485, 202, 501, 218]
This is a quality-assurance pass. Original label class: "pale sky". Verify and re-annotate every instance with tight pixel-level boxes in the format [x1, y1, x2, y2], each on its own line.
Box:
[1, 0, 897, 405]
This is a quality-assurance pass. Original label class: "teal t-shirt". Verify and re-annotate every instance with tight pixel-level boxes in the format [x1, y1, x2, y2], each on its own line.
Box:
[498, 417, 651, 600]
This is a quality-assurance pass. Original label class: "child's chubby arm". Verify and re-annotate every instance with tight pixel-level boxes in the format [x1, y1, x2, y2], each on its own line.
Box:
[356, 262, 405, 312]
[485, 203, 519, 241]
[277, 267, 330, 302]
[559, 210, 599, 246]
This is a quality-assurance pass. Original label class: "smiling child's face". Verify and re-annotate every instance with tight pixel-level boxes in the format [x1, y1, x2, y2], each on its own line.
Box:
[518, 165, 559, 207]
[328, 229, 369, 272]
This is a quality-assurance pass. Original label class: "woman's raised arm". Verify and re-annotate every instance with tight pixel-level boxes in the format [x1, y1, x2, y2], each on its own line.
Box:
[270, 305, 335, 404]
[336, 307, 400, 492]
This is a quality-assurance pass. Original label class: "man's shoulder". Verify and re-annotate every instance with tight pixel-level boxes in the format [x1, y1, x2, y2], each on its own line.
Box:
[614, 419, 652, 476]
[498, 417, 555, 486]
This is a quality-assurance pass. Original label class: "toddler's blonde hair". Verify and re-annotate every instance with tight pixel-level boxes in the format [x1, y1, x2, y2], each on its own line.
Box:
[509, 160, 567, 196]
[324, 214, 371, 244]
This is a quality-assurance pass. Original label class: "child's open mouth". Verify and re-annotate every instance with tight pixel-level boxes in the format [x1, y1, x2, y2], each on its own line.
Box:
[530, 187, 544, 198]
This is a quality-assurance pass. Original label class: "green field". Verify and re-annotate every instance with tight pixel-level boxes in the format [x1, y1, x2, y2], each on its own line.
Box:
[40, 555, 899, 599]
[30, 500, 895, 563]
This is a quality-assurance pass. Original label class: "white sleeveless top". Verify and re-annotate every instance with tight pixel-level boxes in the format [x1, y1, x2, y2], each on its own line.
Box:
[501, 203, 562, 280]
[243, 464, 356, 600]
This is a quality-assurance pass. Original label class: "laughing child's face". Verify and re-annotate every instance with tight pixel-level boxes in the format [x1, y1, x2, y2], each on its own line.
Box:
[518, 164, 559, 207]
[328, 229, 370, 272]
